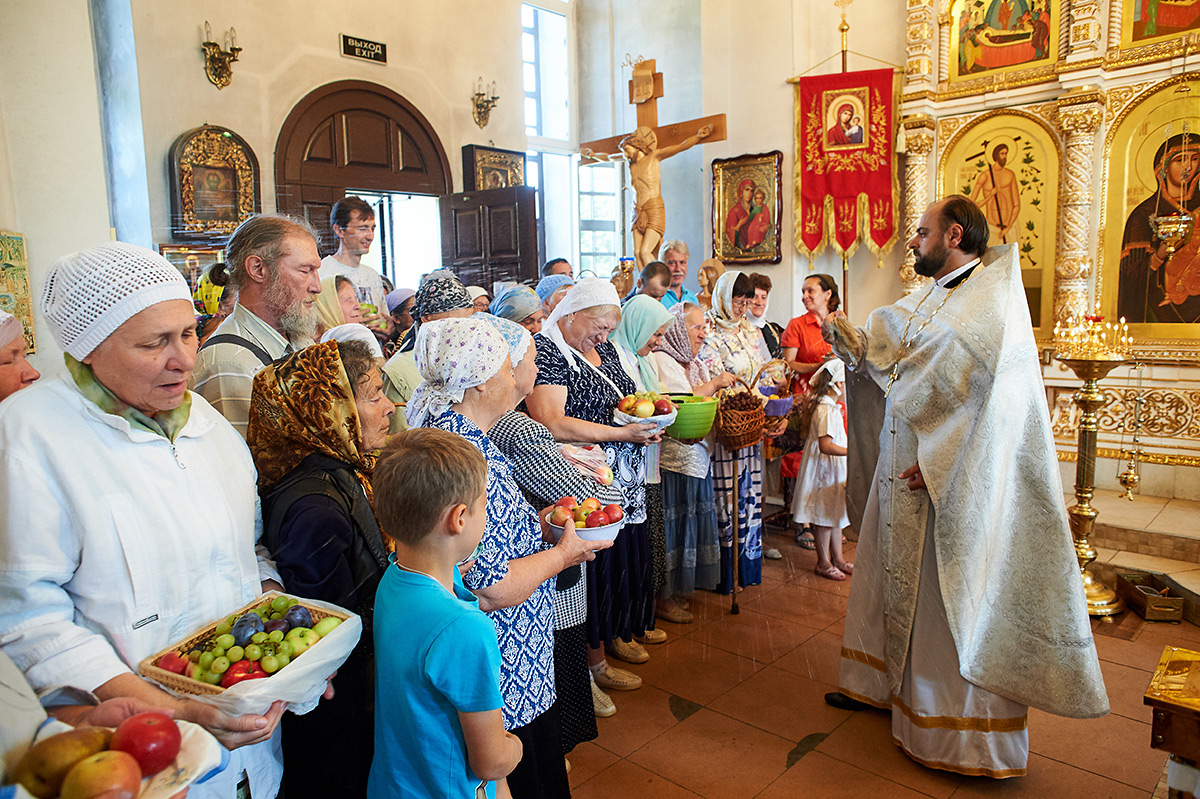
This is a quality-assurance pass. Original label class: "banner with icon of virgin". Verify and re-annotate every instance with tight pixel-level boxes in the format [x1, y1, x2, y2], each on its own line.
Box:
[794, 68, 898, 263]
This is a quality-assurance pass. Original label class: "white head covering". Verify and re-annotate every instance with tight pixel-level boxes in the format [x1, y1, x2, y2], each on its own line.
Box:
[40, 242, 192, 359]
[0, 311, 22, 349]
[813, 357, 845, 384]
[708, 271, 755, 335]
[320, 323, 384, 359]
[541, 277, 622, 373]
[482, 314, 533, 366]
[406, 317, 508, 428]
[466, 286, 490, 303]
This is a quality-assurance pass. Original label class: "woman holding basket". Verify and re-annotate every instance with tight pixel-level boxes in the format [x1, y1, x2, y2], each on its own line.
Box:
[698, 272, 787, 590]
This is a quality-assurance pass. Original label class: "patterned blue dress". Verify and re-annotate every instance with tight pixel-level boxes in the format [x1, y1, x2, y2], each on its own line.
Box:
[427, 410, 556, 730]
[532, 336, 654, 646]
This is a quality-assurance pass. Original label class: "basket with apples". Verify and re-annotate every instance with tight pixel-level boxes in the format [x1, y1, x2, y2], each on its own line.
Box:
[139, 592, 361, 717]
[545, 496, 626, 541]
[7, 713, 224, 799]
[613, 391, 678, 431]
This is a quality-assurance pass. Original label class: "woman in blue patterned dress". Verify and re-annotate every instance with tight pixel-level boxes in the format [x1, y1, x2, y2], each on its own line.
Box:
[407, 316, 609, 799]
[525, 279, 662, 692]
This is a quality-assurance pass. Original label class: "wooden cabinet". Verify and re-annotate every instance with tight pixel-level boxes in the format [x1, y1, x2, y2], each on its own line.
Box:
[441, 186, 538, 289]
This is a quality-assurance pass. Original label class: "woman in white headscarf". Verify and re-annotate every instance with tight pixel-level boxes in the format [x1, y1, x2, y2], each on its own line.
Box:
[409, 317, 608, 797]
[698, 271, 787, 590]
[525, 278, 660, 692]
[0, 311, 39, 401]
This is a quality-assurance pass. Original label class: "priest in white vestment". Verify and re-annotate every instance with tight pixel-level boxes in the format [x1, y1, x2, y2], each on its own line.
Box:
[823, 196, 1109, 778]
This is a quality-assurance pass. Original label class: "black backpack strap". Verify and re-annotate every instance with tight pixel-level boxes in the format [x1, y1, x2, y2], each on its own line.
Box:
[200, 333, 274, 366]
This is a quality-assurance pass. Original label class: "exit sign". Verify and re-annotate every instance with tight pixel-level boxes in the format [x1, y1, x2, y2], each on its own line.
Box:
[341, 34, 386, 64]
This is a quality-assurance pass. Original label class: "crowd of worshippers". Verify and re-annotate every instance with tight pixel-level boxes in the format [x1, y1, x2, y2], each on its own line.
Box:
[0, 195, 1108, 799]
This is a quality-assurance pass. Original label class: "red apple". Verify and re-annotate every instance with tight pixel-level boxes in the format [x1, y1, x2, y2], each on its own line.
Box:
[554, 495, 577, 509]
[110, 712, 182, 777]
[616, 395, 637, 413]
[585, 510, 610, 528]
[596, 465, 614, 485]
[602, 504, 624, 523]
[633, 398, 655, 418]
[653, 398, 674, 415]
[157, 651, 189, 675]
[59, 750, 141, 799]
[549, 507, 573, 526]
[580, 497, 602, 512]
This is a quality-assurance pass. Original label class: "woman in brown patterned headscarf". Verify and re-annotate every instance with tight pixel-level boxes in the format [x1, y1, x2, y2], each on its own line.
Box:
[247, 338, 393, 799]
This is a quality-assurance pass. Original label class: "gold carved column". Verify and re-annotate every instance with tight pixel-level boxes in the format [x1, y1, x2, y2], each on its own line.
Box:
[905, 0, 936, 90]
[1067, 0, 1105, 57]
[1055, 89, 1105, 324]
[901, 116, 935, 296]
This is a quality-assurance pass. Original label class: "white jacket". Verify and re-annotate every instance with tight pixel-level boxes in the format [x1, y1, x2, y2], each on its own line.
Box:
[0, 377, 283, 798]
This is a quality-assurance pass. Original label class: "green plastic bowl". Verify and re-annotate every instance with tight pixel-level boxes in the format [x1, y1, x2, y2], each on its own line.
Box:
[664, 395, 719, 439]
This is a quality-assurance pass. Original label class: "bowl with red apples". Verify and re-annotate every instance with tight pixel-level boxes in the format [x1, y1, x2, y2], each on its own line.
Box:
[613, 391, 678, 431]
[545, 495, 626, 541]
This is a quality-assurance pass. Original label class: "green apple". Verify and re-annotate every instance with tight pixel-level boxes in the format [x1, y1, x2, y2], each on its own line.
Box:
[283, 628, 320, 656]
[312, 617, 342, 638]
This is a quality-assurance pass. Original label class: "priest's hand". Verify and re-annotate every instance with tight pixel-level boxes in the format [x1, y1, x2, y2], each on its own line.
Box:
[898, 464, 926, 491]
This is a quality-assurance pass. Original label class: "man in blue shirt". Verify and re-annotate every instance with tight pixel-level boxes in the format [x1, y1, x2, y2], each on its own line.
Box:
[660, 240, 699, 309]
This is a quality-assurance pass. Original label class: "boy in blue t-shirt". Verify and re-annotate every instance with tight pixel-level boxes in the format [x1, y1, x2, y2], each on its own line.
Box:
[368, 428, 523, 799]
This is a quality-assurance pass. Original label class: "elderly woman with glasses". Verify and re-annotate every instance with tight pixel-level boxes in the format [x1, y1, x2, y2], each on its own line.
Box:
[698, 271, 787, 591]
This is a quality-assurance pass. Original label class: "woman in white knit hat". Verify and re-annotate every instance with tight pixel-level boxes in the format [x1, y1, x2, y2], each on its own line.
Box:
[0, 311, 39, 401]
[0, 242, 289, 799]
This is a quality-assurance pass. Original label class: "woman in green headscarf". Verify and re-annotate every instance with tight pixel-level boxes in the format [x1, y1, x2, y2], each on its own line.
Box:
[610, 293, 676, 633]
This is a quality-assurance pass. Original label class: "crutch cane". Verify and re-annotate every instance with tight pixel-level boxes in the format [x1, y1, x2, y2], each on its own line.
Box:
[730, 448, 741, 615]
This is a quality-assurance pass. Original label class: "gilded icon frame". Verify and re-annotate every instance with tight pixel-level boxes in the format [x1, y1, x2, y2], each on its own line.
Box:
[169, 124, 260, 242]
[462, 145, 526, 191]
[0, 231, 35, 353]
[945, 0, 1059, 85]
[711, 151, 783, 264]
[158, 244, 222, 295]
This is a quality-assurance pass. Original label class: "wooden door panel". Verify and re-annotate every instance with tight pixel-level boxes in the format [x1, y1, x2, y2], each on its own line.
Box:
[486, 205, 519, 259]
[451, 208, 484, 261]
[303, 121, 335, 164]
[440, 187, 537, 285]
[340, 111, 392, 169]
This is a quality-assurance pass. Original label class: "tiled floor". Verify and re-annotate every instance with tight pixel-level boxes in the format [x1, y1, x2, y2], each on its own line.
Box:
[567, 528, 1182, 798]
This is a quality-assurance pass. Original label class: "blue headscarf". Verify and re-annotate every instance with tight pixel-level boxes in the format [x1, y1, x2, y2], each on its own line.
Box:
[609, 294, 673, 392]
[490, 285, 542, 323]
[535, 274, 574, 303]
[482, 313, 533, 365]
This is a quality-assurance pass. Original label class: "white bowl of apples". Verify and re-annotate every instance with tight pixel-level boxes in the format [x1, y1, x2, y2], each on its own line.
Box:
[546, 496, 626, 542]
[613, 392, 678, 431]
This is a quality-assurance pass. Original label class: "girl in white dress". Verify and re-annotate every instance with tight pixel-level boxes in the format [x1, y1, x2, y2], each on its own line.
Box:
[792, 358, 853, 580]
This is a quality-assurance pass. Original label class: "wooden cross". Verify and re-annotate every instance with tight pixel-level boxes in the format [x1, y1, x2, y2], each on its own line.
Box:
[580, 59, 726, 157]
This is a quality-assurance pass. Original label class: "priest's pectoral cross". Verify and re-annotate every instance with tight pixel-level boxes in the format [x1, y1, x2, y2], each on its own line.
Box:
[580, 58, 727, 269]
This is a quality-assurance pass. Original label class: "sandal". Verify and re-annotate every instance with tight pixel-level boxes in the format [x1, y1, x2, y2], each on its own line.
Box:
[834, 560, 854, 575]
[794, 531, 816, 550]
[814, 563, 847, 581]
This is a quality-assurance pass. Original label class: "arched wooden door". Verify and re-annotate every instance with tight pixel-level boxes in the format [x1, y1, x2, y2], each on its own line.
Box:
[275, 80, 451, 253]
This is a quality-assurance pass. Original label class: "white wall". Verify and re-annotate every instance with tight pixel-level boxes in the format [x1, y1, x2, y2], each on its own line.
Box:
[129, 0, 529, 243]
[0, 0, 113, 379]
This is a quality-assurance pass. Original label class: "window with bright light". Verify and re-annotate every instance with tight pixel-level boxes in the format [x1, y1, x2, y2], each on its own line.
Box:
[522, 4, 569, 141]
[578, 162, 622, 277]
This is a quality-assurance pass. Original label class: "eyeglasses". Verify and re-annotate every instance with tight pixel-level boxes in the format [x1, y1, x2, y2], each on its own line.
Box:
[730, 298, 752, 310]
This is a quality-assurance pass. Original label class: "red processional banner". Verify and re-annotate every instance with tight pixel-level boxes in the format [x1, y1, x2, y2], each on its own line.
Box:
[794, 68, 898, 261]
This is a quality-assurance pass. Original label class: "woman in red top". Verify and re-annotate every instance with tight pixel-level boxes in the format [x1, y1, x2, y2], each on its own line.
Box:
[780, 273, 840, 395]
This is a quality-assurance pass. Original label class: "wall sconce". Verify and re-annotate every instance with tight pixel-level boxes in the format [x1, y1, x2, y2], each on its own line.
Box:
[472, 77, 499, 129]
[202, 21, 241, 90]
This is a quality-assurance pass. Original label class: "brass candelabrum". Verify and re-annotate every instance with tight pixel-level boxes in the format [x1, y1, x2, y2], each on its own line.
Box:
[1054, 312, 1132, 617]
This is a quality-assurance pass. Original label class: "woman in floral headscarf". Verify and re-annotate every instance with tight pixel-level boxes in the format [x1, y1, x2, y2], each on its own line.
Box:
[653, 302, 735, 619]
[698, 271, 787, 590]
[410, 317, 608, 798]
[247, 338, 395, 799]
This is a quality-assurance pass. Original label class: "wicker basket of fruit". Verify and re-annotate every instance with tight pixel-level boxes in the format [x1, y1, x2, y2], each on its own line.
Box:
[139, 592, 357, 715]
[714, 378, 766, 450]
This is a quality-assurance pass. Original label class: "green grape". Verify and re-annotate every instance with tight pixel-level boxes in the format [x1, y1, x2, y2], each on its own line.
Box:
[226, 645, 244, 663]
[244, 644, 263, 662]
[260, 655, 280, 673]
[215, 633, 236, 650]
[214, 621, 232, 636]
[188, 648, 203, 663]
[275, 652, 290, 668]
[191, 667, 209, 683]
[202, 670, 223, 685]
[286, 597, 299, 608]
[267, 630, 284, 643]
[198, 652, 215, 670]
[270, 612, 284, 621]
[276, 641, 293, 658]
[253, 607, 270, 619]
[250, 631, 268, 644]
[210, 656, 230, 674]
[211, 647, 225, 659]
[271, 595, 291, 612]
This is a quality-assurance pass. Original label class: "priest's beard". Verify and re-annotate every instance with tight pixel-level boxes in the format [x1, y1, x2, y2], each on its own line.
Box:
[913, 239, 949, 278]
[263, 270, 317, 342]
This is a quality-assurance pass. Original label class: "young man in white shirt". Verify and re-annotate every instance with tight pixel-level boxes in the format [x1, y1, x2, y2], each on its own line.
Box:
[319, 197, 392, 338]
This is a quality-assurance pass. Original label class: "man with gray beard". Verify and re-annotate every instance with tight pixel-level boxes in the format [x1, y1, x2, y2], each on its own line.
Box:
[191, 214, 322, 438]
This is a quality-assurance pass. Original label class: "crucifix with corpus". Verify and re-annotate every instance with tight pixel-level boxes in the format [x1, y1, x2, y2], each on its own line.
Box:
[581, 58, 727, 269]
